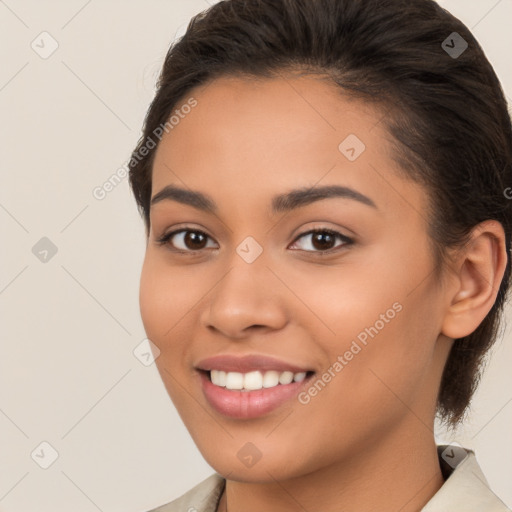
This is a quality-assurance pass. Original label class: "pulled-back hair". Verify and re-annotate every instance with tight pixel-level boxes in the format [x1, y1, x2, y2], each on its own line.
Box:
[129, 0, 512, 426]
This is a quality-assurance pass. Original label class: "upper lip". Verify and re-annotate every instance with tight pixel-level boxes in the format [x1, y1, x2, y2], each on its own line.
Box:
[195, 354, 313, 374]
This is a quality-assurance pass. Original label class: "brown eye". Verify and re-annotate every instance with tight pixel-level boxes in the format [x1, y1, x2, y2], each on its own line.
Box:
[182, 231, 208, 250]
[157, 229, 218, 252]
[311, 231, 336, 250]
[290, 229, 353, 253]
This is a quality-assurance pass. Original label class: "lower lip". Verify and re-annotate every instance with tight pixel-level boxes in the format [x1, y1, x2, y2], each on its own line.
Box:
[199, 371, 312, 419]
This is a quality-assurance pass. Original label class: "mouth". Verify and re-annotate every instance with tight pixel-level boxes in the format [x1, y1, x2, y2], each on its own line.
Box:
[198, 369, 315, 419]
[195, 354, 316, 419]
[200, 369, 315, 391]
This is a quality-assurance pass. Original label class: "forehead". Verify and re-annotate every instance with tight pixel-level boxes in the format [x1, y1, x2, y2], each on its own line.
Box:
[156, 73, 386, 156]
[150, 73, 423, 217]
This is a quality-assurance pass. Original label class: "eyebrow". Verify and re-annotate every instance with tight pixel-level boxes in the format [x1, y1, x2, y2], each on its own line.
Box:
[150, 184, 377, 214]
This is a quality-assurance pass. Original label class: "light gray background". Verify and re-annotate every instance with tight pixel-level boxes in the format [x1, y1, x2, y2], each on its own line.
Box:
[0, 1, 511, 511]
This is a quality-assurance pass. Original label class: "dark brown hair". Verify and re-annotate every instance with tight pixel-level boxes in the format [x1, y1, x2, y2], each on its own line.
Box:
[129, 0, 512, 425]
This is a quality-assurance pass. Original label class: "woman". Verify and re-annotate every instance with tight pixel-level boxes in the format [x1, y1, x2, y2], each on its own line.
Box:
[128, 0, 512, 510]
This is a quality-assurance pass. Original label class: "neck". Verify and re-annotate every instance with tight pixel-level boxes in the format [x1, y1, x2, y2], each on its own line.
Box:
[217, 426, 444, 512]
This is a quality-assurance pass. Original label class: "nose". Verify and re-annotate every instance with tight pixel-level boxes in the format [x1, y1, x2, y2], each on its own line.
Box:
[199, 259, 289, 339]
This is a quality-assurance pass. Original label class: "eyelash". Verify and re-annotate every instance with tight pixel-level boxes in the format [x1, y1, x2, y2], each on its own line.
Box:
[155, 227, 354, 255]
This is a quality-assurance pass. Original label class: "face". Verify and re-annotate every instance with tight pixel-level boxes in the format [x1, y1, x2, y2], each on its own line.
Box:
[139, 74, 452, 481]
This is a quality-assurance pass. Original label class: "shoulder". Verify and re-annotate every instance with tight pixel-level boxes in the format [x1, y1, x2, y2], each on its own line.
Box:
[148, 473, 225, 512]
[422, 445, 511, 512]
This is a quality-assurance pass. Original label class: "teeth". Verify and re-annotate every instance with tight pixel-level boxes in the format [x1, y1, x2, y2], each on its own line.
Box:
[244, 371, 263, 390]
[210, 369, 310, 390]
[210, 370, 226, 387]
[225, 372, 244, 390]
[262, 370, 279, 388]
[279, 371, 294, 385]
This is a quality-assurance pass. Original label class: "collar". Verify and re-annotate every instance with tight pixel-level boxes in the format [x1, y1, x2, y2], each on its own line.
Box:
[421, 444, 510, 511]
[151, 445, 510, 511]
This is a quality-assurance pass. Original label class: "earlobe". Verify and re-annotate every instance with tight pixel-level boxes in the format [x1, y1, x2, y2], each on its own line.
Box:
[441, 220, 508, 340]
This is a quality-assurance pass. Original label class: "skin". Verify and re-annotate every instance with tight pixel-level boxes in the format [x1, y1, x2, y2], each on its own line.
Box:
[139, 73, 507, 512]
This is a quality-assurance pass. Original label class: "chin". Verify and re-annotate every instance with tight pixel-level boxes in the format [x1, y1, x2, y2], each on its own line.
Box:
[189, 433, 316, 484]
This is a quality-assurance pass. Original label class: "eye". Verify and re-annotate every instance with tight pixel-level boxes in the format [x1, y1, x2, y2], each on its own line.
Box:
[156, 226, 353, 254]
[156, 228, 218, 252]
[289, 228, 353, 253]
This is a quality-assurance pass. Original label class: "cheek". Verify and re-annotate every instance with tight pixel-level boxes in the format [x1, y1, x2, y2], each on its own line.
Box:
[138, 256, 195, 406]
[315, 285, 442, 437]
[139, 257, 164, 340]
[293, 250, 441, 409]
[138, 255, 188, 359]
[138, 252, 213, 391]
[139, 252, 195, 339]
[281, 257, 403, 344]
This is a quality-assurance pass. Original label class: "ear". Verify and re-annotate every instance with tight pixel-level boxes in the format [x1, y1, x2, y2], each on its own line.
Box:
[441, 220, 508, 339]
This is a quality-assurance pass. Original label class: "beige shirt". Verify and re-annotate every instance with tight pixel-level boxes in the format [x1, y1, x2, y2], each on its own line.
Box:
[149, 445, 511, 512]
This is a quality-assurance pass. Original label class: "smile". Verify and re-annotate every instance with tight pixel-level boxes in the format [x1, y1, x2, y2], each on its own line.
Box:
[195, 354, 315, 418]
[209, 369, 309, 391]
